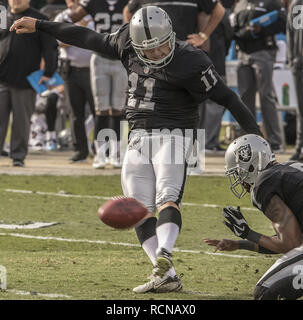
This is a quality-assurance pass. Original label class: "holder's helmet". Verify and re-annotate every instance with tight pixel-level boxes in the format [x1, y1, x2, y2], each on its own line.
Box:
[225, 134, 275, 198]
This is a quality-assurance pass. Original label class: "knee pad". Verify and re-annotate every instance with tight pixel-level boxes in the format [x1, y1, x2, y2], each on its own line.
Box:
[157, 206, 182, 231]
[135, 217, 157, 245]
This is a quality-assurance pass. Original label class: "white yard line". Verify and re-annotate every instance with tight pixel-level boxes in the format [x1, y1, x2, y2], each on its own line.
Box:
[3, 188, 258, 212]
[0, 232, 265, 259]
[0, 222, 58, 230]
[0, 232, 140, 248]
[1, 188, 268, 259]
[0, 188, 270, 300]
[6, 289, 71, 299]
[4, 188, 112, 200]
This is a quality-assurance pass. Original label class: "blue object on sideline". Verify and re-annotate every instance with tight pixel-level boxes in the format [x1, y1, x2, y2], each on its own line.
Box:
[27, 70, 64, 94]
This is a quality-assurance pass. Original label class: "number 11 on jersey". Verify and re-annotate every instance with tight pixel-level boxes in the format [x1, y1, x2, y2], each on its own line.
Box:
[201, 67, 218, 92]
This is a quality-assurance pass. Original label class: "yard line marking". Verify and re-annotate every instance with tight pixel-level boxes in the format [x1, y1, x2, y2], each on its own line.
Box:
[0, 232, 140, 248]
[6, 289, 71, 299]
[3, 189, 258, 212]
[4, 188, 112, 200]
[0, 222, 58, 230]
[0, 232, 267, 259]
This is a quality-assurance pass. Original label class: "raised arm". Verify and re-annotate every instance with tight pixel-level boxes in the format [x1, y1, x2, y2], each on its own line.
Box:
[10, 17, 127, 60]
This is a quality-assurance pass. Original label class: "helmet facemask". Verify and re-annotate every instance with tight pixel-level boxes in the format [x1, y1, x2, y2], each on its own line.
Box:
[132, 32, 175, 69]
[226, 164, 255, 199]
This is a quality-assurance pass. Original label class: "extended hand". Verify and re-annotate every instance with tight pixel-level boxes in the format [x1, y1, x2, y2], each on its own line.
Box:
[204, 238, 239, 253]
[10, 17, 37, 34]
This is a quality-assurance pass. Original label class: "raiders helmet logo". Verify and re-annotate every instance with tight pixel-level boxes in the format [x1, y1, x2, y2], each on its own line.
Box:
[236, 144, 252, 162]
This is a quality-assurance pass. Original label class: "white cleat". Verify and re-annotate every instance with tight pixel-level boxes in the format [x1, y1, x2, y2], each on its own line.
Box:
[92, 156, 106, 169]
[133, 274, 183, 294]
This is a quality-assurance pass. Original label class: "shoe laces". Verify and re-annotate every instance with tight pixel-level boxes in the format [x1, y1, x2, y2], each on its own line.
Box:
[157, 247, 172, 259]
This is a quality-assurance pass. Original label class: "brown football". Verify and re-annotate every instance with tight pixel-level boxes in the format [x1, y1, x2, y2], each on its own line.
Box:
[97, 197, 148, 229]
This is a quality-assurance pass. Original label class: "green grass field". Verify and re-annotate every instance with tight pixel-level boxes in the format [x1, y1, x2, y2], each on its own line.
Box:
[0, 175, 279, 300]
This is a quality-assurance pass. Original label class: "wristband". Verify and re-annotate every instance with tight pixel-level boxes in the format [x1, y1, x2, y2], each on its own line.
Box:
[238, 240, 255, 251]
[246, 229, 262, 244]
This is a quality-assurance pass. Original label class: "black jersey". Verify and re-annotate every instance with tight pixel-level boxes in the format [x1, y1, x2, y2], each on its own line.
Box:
[252, 161, 303, 232]
[79, 0, 128, 33]
[127, 0, 218, 40]
[124, 39, 218, 130]
[79, 0, 128, 60]
[36, 20, 261, 135]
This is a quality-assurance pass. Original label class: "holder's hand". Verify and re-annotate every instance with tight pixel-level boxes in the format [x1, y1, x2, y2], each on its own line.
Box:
[204, 238, 239, 253]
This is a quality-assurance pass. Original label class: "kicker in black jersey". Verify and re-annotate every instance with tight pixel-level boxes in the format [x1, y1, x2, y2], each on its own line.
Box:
[34, 16, 261, 135]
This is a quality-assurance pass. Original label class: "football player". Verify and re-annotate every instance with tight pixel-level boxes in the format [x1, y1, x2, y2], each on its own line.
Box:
[205, 134, 303, 300]
[123, 0, 226, 175]
[66, 0, 129, 168]
[10, 6, 261, 293]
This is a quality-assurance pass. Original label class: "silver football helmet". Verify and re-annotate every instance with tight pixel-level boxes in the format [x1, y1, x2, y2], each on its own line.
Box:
[225, 134, 275, 198]
[129, 6, 175, 68]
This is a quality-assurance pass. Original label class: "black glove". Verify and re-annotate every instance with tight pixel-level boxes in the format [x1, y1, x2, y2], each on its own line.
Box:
[222, 206, 250, 239]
